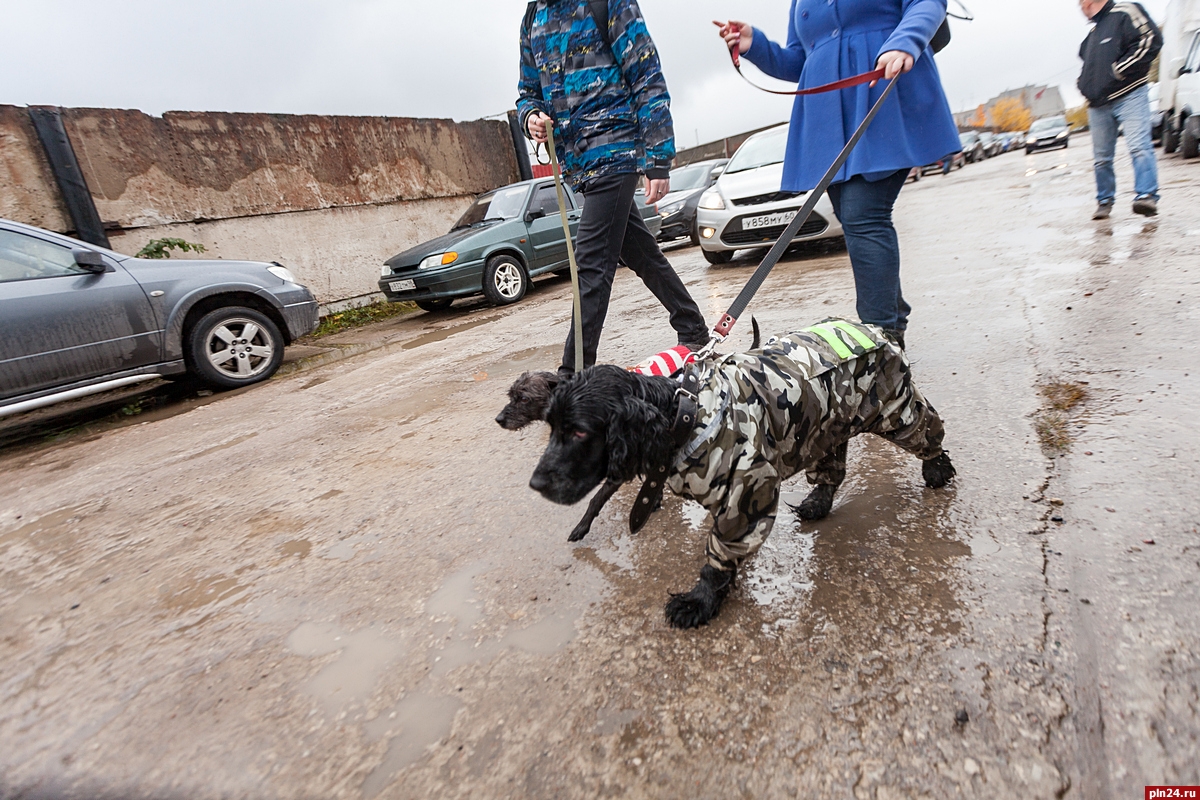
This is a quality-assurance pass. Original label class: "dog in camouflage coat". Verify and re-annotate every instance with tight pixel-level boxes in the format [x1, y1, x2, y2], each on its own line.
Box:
[527, 318, 956, 629]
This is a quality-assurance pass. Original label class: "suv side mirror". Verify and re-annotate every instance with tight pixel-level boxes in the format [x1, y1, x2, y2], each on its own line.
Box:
[72, 249, 109, 273]
[1180, 65, 1193, 77]
[525, 208, 547, 223]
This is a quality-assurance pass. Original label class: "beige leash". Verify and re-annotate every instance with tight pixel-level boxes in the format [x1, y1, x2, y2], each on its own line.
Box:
[544, 125, 586, 375]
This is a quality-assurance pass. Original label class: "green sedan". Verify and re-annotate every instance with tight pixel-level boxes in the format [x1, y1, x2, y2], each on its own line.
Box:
[379, 178, 660, 311]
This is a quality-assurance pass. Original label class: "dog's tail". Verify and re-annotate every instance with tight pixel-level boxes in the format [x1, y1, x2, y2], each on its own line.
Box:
[750, 317, 761, 351]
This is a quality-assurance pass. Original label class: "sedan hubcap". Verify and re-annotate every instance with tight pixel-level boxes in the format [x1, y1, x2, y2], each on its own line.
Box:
[494, 263, 523, 299]
[206, 318, 274, 379]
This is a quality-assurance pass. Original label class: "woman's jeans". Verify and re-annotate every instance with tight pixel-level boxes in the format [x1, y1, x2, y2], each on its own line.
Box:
[827, 169, 910, 332]
[1088, 84, 1160, 204]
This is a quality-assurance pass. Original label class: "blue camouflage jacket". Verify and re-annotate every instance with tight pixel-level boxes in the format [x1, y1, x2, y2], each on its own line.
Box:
[517, 0, 675, 190]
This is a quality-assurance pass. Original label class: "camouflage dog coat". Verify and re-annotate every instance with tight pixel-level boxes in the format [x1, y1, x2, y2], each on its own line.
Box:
[665, 319, 946, 572]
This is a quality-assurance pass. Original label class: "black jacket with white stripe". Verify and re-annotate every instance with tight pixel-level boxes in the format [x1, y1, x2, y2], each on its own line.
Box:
[1078, 0, 1162, 107]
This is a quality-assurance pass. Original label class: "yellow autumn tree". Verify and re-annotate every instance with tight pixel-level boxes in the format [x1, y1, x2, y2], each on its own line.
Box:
[1065, 105, 1090, 130]
[991, 98, 1033, 132]
[969, 104, 988, 128]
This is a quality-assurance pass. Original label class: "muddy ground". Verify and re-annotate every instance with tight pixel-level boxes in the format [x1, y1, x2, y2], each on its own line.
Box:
[2, 138, 1198, 799]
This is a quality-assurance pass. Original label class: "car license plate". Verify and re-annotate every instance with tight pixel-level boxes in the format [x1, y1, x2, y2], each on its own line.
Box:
[389, 279, 415, 292]
[743, 210, 797, 230]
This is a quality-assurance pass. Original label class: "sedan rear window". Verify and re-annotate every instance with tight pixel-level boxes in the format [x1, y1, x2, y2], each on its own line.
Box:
[0, 230, 87, 283]
[453, 185, 532, 230]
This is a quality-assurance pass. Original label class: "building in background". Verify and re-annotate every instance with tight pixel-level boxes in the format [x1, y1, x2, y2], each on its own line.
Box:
[954, 85, 1067, 129]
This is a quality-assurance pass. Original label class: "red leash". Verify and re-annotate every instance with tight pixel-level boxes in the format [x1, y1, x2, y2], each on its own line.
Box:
[730, 45, 885, 96]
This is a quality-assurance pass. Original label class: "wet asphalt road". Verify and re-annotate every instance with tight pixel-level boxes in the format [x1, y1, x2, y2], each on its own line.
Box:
[2, 137, 1198, 799]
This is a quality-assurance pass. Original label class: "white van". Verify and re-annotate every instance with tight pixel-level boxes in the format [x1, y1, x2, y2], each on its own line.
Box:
[1161, 0, 1200, 157]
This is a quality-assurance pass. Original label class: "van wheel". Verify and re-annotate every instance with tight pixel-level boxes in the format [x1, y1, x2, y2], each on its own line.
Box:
[1182, 117, 1200, 159]
[482, 255, 528, 305]
[1163, 123, 1179, 154]
[186, 306, 284, 389]
[703, 248, 733, 265]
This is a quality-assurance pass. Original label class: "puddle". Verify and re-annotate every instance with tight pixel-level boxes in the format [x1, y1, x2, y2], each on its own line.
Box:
[362, 692, 462, 798]
[401, 318, 492, 351]
[0, 503, 93, 552]
[159, 574, 247, 613]
[280, 539, 311, 558]
[286, 622, 405, 716]
[322, 540, 357, 561]
[425, 563, 580, 676]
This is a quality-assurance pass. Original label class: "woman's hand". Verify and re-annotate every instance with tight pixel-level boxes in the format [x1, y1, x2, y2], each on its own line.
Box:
[712, 20, 752, 55]
[873, 50, 915, 86]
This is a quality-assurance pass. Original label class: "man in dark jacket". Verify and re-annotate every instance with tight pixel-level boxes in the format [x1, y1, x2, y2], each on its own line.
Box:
[517, 0, 709, 375]
[1078, 0, 1163, 219]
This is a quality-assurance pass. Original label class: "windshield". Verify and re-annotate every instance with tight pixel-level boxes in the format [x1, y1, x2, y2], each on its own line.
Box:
[669, 165, 712, 192]
[1030, 117, 1067, 133]
[453, 185, 530, 230]
[725, 127, 788, 174]
[960, 132, 978, 144]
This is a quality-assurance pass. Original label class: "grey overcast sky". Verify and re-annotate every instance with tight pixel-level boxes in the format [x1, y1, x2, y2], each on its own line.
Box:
[0, 0, 1170, 148]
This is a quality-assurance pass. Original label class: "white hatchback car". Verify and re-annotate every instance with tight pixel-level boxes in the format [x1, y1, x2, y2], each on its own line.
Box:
[695, 124, 843, 265]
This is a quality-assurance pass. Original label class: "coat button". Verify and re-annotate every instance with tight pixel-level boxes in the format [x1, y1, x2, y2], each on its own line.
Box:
[801, 10, 808, 18]
[831, 28, 839, 36]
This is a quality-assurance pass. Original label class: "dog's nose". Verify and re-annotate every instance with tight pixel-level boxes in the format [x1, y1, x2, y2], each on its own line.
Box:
[495, 412, 507, 426]
[529, 472, 550, 493]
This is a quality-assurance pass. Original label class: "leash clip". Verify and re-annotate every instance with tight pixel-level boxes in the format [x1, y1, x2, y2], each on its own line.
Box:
[693, 333, 724, 362]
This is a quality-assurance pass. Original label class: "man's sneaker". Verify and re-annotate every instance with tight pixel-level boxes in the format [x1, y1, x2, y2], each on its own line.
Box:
[1132, 196, 1158, 217]
[1092, 203, 1113, 220]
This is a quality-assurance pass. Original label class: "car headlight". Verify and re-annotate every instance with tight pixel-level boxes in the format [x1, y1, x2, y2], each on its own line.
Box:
[381, 264, 392, 277]
[419, 252, 458, 270]
[659, 200, 685, 216]
[699, 189, 725, 210]
[267, 265, 296, 283]
[1027, 136, 1037, 144]
[1056, 130, 1068, 138]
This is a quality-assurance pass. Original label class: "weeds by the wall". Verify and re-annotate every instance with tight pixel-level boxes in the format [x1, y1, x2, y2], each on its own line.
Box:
[307, 301, 416, 339]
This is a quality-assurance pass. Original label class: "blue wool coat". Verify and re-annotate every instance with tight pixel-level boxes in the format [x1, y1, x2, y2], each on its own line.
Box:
[744, 0, 961, 192]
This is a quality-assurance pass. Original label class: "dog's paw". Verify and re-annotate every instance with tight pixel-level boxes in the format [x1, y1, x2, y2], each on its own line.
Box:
[791, 483, 838, 521]
[566, 521, 591, 542]
[922, 451, 956, 489]
[664, 566, 734, 629]
[665, 591, 718, 629]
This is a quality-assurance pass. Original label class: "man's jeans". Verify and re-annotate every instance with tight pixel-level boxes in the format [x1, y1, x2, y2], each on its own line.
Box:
[827, 169, 911, 332]
[1088, 84, 1160, 204]
[560, 173, 708, 373]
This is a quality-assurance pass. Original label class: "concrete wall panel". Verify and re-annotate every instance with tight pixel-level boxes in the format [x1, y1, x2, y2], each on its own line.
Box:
[59, 109, 518, 228]
[108, 195, 475, 307]
[0, 106, 71, 231]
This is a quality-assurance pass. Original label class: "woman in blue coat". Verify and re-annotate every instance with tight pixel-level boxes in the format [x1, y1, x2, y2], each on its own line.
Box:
[717, 1, 961, 346]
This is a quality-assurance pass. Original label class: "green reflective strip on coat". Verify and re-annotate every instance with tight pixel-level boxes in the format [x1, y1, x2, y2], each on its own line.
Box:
[829, 320, 878, 351]
[804, 324, 854, 359]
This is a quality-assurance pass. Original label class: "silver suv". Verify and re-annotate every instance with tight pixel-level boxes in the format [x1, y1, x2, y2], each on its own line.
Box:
[0, 219, 319, 418]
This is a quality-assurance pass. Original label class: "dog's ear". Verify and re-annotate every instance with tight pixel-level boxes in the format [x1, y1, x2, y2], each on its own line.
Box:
[606, 394, 673, 480]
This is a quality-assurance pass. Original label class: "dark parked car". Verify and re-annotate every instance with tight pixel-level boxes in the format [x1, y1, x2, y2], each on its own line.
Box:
[656, 159, 728, 245]
[1025, 116, 1070, 153]
[0, 219, 319, 418]
[978, 131, 1003, 158]
[921, 151, 966, 174]
[959, 131, 986, 163]
[379, 178, 661, 311]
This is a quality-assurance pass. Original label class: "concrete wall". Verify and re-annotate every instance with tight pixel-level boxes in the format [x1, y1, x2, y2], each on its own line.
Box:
[0, 105, 521, 308]
[674, 121, 785, 167]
